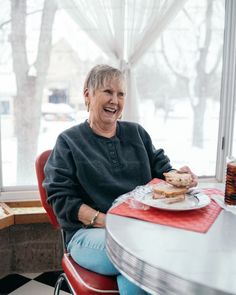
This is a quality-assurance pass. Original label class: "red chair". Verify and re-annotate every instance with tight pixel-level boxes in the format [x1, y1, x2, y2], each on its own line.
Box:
[35, 150, 119, 295]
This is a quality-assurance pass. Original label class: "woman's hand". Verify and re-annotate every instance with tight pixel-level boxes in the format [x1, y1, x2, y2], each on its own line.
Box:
[78, 204, 106, 228]
[96, 212, 106, 228]
[178, 166, 198, 188]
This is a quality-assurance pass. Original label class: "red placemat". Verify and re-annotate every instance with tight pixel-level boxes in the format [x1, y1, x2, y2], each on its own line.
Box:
[109, 179, 223, 233]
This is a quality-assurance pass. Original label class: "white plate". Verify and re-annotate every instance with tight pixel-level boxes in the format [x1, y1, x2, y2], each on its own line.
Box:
[138, 192, 211, 211]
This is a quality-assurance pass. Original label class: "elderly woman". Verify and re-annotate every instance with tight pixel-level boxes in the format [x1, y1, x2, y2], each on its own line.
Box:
[43, 64, 197, 295]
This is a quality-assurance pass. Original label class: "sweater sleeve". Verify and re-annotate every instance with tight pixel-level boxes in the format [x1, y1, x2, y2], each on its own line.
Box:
[137, 124, 173, 179]
[43, 135, 84, 228]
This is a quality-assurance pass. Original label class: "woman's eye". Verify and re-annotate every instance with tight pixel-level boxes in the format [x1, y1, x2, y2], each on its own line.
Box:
[104, 89, 112, 94]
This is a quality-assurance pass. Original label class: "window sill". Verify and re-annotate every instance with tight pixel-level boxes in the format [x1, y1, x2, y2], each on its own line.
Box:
[0, 190, 39, 201]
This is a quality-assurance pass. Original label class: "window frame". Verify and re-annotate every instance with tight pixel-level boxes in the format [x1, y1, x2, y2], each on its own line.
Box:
[216, 0, 236, 181]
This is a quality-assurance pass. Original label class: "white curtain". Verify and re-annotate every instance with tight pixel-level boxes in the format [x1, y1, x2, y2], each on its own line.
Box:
[57, 0, 187, 121]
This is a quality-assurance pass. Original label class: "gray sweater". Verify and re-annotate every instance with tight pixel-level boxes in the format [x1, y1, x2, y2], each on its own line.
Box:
[43, 120, 173, 244]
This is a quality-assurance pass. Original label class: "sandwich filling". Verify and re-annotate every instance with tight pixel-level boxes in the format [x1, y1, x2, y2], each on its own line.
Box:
[153, 183, 187, 204]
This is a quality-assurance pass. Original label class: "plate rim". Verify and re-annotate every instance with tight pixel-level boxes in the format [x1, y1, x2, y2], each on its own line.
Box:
[139, 192, 211, 211]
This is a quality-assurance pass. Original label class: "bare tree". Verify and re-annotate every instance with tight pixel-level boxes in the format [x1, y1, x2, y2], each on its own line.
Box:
[10, 0, 57, 184]
[161, 0, 223, 148]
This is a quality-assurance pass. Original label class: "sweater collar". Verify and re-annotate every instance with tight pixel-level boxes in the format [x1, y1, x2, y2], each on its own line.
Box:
[84, 119, 120, 140]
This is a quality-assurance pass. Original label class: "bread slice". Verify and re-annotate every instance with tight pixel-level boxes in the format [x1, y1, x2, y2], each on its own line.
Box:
[153, 183, 187, 202]
[164, 194, 185, 204]
[163, 171, 192, 187]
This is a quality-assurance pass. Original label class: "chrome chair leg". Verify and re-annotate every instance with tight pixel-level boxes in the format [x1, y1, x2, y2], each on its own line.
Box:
[54, 274, 65, 295]
[54, 273, 74, 295]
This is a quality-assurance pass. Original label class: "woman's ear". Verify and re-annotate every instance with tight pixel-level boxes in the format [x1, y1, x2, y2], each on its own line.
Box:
[84, 88, 90, 109]
[84, 87, 89, 98]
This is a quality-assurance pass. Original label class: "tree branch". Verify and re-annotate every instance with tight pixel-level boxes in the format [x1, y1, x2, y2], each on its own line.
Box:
[196, 0, 214, 74]
[35, 0, 57, 76]
[208, 46, 223, 76]
[10, 0, 28, 87]
[0, 8, 42, 30]
[160, 36, 189, 83]
[182, 8, 195, 27]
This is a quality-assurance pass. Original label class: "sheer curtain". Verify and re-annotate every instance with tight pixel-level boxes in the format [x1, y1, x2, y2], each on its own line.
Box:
[57, 0, 186, 121]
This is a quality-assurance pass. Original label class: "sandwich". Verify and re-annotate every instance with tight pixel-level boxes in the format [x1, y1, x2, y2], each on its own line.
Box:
[153, 183, 187, 204]
[163, 171, 192, 187]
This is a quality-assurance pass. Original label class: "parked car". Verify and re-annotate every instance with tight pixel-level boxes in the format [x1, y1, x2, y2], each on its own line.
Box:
[40, 103, 77, 134]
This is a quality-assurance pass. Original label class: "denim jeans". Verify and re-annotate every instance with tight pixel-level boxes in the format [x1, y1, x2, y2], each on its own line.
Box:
[67, 228, 149, 295]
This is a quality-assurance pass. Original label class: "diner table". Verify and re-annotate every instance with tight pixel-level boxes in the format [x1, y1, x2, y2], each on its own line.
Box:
[105, 182, 236, 295]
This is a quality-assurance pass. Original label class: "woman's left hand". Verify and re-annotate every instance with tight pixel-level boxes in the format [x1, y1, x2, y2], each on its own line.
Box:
[178, 166, 198, 188]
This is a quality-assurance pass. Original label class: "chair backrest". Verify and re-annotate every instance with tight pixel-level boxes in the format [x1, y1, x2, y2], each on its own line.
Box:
[35, 150, 60, 229]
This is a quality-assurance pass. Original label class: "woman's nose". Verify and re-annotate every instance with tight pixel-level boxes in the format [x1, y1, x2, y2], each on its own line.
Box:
[110, 93, 118, 103]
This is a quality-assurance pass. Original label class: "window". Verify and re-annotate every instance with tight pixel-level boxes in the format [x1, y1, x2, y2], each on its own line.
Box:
[136, 0, 225, 177]
[0, 0, 235, 197]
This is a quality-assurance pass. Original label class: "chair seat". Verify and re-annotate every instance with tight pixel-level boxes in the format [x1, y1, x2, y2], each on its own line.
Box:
[62, 254, 119, 294]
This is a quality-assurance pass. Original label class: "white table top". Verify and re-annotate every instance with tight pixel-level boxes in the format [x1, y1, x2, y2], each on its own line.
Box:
[106, 183, 236, 295]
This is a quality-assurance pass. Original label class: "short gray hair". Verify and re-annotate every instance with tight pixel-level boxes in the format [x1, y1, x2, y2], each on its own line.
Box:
[84, 64, 125, 94]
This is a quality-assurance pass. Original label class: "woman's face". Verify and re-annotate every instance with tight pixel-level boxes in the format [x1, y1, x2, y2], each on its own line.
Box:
[85, 78, 125, 127]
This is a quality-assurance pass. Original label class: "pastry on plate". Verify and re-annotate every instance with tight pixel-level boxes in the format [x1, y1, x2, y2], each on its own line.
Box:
[163, 171, 192, 187]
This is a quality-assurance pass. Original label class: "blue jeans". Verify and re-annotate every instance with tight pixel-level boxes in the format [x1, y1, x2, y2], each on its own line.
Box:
[67, 228, 149, 295]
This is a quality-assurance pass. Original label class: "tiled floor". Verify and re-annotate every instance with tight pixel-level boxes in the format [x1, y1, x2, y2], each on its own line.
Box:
[0, 271, 71, 295]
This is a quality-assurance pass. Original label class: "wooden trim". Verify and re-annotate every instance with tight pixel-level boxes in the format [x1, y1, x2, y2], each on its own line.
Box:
[0, 202, 14, 229]
[0, 200, 49, 229]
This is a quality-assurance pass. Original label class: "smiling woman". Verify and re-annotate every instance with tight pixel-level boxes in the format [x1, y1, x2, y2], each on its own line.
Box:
[84, 65, 125, 137]
[43, 64, 198, 295]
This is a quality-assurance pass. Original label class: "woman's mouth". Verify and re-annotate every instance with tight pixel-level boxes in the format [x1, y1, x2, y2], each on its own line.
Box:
[104, 107, 117, 114]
